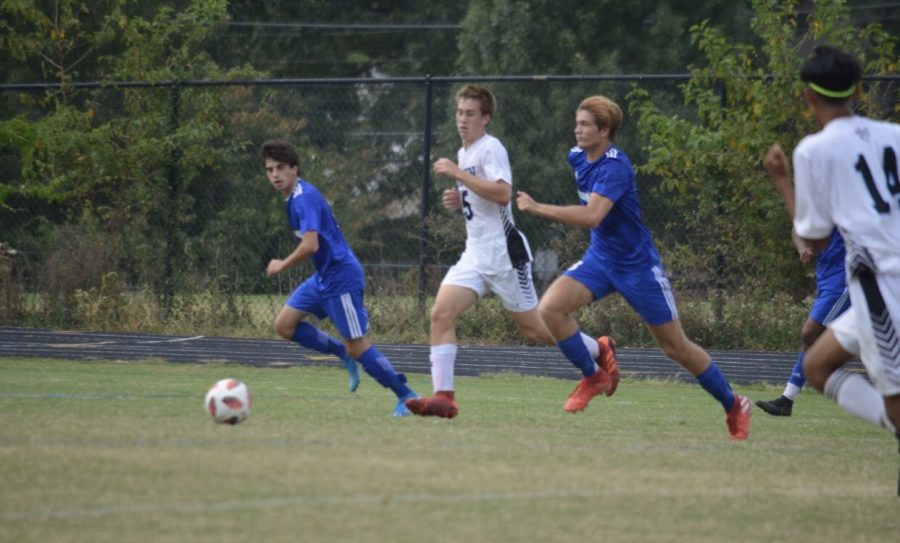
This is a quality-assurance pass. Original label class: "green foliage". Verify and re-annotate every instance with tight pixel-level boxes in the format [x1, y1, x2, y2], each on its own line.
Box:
[0, 0, 127, 84]
[629, 0, 898, 295]
[110, 0, 229, 81]
[0, 1, 293, 309]
[456, 0, 753, 75]
[219, 1, 465, 77]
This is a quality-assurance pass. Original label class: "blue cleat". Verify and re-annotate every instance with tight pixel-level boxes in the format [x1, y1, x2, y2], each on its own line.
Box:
[341, 355, 360, 393]
[393, 391, 419, 417]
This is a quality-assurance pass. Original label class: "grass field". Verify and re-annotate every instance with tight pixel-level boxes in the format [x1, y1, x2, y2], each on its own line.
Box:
[1, 357, 897, 542]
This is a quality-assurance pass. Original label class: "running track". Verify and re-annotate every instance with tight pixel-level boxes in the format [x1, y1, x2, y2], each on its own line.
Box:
[0, 326, 842, 386]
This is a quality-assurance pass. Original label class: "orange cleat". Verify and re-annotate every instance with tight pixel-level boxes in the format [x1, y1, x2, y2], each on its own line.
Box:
[597, 336, 619, 396]
[563, 370, 610, 413]
[726, 394, 752, 440]
[405, 390, 459, 419]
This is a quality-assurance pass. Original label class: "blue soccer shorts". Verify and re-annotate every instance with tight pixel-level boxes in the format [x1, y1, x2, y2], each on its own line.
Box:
[564, 252, 678, 326]
[286, 276, 369, 340]
[810, 281, 850, 326]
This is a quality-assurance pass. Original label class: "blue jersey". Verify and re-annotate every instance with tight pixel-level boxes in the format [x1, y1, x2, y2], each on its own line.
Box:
[285, 179, 364, 296]
[568, 145, 660, 269]
[816, 229, 846, 288]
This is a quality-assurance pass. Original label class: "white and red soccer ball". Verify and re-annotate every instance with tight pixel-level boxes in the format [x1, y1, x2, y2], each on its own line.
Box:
[205, 378, 252, 425]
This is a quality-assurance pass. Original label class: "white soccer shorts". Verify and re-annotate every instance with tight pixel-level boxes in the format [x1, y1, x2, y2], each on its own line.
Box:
[830, 272, 900, 397]
[440, 262, 538, 313]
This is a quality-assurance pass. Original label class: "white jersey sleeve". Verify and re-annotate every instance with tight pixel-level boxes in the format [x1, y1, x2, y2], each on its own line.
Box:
[793, 137, 836, 240]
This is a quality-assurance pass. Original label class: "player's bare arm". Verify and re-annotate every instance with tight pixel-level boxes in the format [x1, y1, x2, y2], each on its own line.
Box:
[764, 144, 818, 262]
[433, 157, 511, 205]
[764, 143, 796, 219]
[266, 231, 319, 277]
[517, 191, 613, 229]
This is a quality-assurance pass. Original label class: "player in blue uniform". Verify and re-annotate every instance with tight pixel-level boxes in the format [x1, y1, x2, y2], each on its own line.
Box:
[516, 95, 752, 440]
[261, 140, 418, 416]
[756, 157, 849, 417]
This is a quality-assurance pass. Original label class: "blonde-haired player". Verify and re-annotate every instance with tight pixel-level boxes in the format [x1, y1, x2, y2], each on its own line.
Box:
[517, 95, 751, 439]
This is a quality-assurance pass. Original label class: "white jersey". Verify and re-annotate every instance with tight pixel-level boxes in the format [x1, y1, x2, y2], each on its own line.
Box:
[793, 116, 900, 276]
[454, 133, 533, 273]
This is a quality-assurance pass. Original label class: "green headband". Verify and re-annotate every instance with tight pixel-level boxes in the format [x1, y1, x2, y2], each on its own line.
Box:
[807, 81, 857, 99]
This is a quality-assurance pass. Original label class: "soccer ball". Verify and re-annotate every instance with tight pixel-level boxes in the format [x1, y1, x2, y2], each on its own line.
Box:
[205, 378, 252, 425]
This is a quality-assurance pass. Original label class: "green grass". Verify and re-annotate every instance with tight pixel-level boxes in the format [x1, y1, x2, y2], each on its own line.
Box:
[1, 357, 897, 543]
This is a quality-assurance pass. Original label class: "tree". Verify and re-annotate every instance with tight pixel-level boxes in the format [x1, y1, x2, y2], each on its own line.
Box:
[217, 1, 465, 77]
[629, 0, 898, 297]
[0, 0, 285, 323]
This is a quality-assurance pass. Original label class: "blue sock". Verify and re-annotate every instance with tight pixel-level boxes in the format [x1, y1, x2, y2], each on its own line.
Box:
[291, 322, 346, 359]
[557, 331, 596, 377]
[358, 347, 412, 398]
[696, 362, 735, 412]
[788, 352, 805, 389]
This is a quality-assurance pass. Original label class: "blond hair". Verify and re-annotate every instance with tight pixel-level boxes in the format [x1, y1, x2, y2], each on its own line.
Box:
[577, 95, 623, 140]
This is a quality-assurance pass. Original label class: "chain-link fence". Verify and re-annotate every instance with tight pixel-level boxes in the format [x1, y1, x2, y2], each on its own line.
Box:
[1, 75, 897, 342]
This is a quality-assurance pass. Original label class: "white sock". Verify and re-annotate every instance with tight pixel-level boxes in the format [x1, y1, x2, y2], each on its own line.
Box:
[824, 369, 896, 433]
[430, 343, 457, 393]
[783, 383, 801, 401]
[580, 332, 599, 360]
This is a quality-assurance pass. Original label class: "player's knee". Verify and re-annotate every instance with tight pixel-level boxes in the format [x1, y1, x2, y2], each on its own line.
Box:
[273, 319, 294, 341]
[430, 305, 455, 328]
[801, 358, 827, 392]
[536, 302, 559, 327]
[344, 338, 368, 359]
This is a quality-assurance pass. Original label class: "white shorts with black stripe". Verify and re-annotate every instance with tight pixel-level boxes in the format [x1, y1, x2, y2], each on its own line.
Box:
[441, 262, 538, 313]
[830, 271, 900, 397]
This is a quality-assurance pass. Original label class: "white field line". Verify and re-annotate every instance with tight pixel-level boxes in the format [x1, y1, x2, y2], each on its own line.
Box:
[136, 335, 205, 344]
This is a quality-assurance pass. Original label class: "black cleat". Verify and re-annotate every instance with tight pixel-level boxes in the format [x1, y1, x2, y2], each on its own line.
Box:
[755, 395, 793, 417]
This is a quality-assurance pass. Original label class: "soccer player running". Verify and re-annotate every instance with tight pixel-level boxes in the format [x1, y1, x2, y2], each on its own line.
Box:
[756, 145, 849, 417]
[405, 86, 618, 419]
[516, 95, 752, 440]
[770, 46, 900, 490]
[261, 140, 418, 416]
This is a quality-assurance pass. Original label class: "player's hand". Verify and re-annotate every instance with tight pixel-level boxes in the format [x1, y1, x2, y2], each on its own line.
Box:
[516, 190, 537, 213]
[433, 158, 461, 179]
[442, 188, 462, 211]
[266, 259, 286, 277]
[763, 143, 791, 180]
[792, 230, 814, 263]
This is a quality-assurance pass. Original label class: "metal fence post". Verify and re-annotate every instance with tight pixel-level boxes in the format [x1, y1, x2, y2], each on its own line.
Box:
[714, 80, 727, 326]
[162, 84, 181, 316]
[418, 75, 433, 314]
